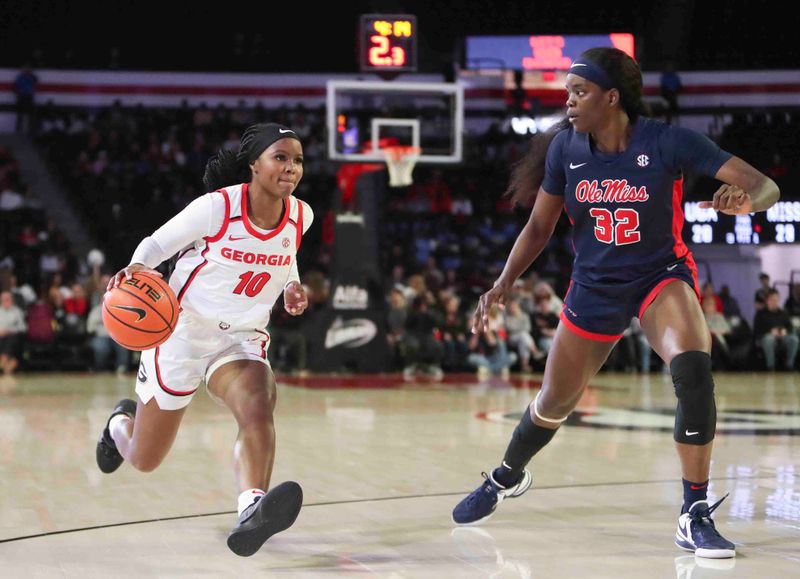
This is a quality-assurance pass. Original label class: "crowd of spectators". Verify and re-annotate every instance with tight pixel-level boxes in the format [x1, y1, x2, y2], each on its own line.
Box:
[0, 100, 796, 376]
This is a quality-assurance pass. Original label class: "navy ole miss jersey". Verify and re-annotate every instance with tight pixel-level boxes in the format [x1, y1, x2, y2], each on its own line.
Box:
[542, 117, 732, 284]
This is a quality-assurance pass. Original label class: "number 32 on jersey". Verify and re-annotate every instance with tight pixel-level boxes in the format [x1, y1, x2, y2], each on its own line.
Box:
[589, 208, 641, 245]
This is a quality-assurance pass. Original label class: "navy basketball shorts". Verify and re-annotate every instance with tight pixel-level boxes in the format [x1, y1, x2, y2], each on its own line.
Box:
[560, 257, 700, 342]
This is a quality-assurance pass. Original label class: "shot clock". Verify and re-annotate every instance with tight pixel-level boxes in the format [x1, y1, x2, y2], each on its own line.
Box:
[359, 14, 417, 72]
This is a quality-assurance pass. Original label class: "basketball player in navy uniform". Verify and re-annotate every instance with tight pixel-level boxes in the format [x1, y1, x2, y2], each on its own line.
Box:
[452, 48, 779, 560]
[95, 123, 313, 556]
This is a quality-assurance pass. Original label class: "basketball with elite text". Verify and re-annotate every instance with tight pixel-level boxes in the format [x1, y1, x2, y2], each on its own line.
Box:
[102, 272, 179, 350]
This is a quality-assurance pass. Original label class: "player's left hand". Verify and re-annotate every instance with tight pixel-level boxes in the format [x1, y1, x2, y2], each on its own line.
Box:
[284, 281, 308, 316]
[699, 184, 752, 215]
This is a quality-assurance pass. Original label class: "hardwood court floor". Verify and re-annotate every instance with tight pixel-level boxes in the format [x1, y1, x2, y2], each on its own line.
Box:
[0, 370, 798, 578]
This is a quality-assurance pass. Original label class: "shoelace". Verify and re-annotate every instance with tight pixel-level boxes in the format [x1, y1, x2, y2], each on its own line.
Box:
[689, 494, 729, 535]
[465, 472, 495, 506]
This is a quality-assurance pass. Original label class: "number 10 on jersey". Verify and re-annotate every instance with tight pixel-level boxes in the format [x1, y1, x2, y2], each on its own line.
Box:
[233, 271, 271, 297]
[589, 208, 641, 245]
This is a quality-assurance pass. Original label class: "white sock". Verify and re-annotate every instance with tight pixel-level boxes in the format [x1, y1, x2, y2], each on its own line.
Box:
[237, 488, 265, 516]
[108, 413, 131, 438]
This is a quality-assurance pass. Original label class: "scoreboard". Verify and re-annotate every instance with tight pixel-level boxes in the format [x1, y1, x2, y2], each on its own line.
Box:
[683, 201, 800, 245]
[465, 34, 635, 70]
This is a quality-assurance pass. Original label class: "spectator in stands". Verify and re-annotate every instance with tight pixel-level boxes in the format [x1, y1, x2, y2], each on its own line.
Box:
[406, 273, 431, 304]
[659, 61, 682, 125]
[785, 283, 800, 317]
[0, 180, 25, 212]
[754, 289, 798, 370]
[403, 295, 444, 380]
[533, 281, 563, 315]
[46, 273, 65, 313]
[702, 297, 732, 370]
[422, 256, 445, 293]
[700, 282, 723, 313]
[505, 298, 543, 372]
[13, 64, 38, 134]
[386, 287, 407, 370]
[0, 291, 26, 375]
[86, 302, 129, 374]
[270, 300, 309, 377]
[8, 275, 34, 310]
[467, 304, 517, 379]
[718, 285, 742, 318]
[531, 291, 559, 354]
[63, 282, 89, 336]
[754, 272, 774, 311]
[440, 293, 469, 371]
[618, 318, 652, 373]
[40, 245, 63, 280]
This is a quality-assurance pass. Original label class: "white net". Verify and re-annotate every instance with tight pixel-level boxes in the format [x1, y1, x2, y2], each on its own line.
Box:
[382, 146, 421, 187]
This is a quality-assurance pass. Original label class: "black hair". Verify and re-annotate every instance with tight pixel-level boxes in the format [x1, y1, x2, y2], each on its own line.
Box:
[202, 148, 248, 191]
[202, 122, 299, 191]
[506, 47, 649, 207]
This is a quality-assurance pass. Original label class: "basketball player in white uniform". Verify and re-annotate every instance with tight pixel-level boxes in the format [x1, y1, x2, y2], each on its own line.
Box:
[95, 123, 313, 556]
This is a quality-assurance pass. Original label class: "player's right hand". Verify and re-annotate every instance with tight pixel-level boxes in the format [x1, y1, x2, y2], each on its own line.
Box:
[108, 263, 162, 290]
[471, 281, 512, 335]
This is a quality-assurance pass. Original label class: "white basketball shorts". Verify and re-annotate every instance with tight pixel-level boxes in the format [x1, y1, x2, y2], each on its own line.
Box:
[135, 311, 271, 410]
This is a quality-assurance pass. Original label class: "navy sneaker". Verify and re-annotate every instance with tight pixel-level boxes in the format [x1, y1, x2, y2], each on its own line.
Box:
[675, 495, 735, 559]
[95, 399, 137, 474]
[452, 469, 532, 526]
[227, 481, 303, 557]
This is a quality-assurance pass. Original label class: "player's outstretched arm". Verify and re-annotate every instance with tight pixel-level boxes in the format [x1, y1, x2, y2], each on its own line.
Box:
[701, 156, 780, 215]
[471, 188, 564, 334]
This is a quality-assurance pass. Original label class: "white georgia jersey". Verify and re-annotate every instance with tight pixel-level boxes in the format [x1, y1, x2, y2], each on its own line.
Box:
[131, 183, 313, 331]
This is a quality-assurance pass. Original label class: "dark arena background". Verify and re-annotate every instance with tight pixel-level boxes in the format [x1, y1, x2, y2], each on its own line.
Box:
[0, 1, 798, 577]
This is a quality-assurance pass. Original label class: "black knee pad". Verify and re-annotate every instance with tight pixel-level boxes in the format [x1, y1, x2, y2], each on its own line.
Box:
[671, 351, 716, 445]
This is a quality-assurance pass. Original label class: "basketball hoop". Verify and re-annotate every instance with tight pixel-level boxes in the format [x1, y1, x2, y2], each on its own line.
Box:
[382, 146, 421, 187]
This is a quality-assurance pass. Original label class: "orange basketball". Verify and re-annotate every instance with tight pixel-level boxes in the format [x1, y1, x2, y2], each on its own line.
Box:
[102, 272, 179, 351]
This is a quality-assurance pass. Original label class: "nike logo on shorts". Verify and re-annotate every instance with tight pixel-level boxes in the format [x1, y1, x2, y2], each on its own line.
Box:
[279, 128, 294, 134]
[667, 264, 678, 271]
[569, 162, 587, 169]
[685, 429, 699, 436]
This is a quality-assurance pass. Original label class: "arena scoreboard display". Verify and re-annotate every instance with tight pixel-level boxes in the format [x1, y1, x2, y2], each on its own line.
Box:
[359, 14, 417, 72]
[465, 33, 635, 70]
[683, 201, 800, 245]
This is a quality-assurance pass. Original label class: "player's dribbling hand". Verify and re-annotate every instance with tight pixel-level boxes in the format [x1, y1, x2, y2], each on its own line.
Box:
[699, 184, 752, 215]
[284, 281, 308, 316]
[471, 282, 511, 335]
[108, 263, 163, 290]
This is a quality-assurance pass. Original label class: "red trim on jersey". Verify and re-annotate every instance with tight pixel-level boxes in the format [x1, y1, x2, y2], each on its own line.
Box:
[684, 253, 701, 297]
[559, 311, 622, 342]
[155, 347, 197, 396]
[638, 278, 682, 319]
[671, 177, 690, 260]
[207, 189, 231, 242]
[668, 175, 701, 297]
[241, 183, 291, 240]
[252, 328, 270, 360]
[176, 189, 231, 303]
[295, 199, 304, 250]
